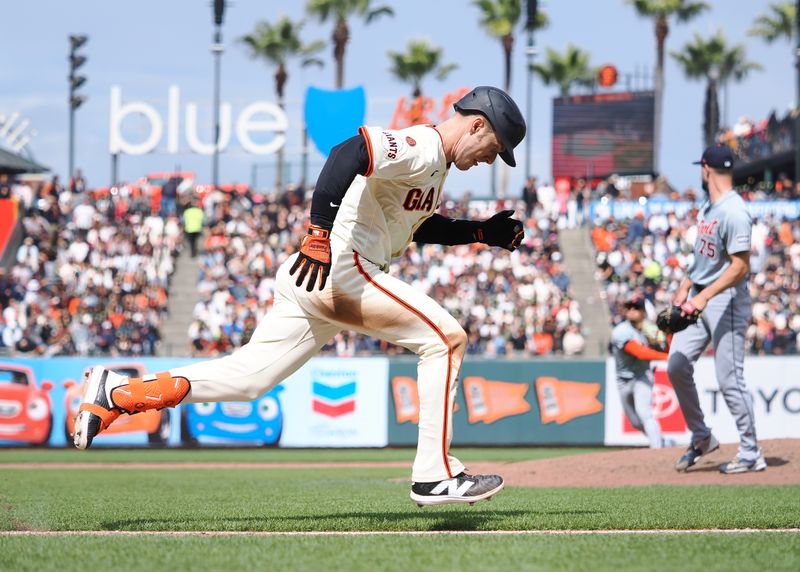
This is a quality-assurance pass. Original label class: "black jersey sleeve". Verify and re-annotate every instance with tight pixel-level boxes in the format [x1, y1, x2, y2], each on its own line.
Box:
[309, 134, 371, 230]
[412, 213, 482, 245]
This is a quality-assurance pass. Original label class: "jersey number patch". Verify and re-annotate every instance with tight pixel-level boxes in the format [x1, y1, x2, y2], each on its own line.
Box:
[697, 237, 717, 258]
[403, 187, 435, 212]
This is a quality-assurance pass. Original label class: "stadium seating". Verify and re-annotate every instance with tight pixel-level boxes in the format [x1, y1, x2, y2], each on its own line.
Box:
[188, 187, 584, 358]
[0, 179, 180, 356]
[592, 206, 800, 355]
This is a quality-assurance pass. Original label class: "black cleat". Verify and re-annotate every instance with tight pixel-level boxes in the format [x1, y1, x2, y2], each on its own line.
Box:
[73, 367, 123, 450]
[410, 472, 504, 507]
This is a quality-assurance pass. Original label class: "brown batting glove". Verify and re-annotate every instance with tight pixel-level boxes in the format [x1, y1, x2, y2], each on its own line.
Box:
[290, 225, 332, 292]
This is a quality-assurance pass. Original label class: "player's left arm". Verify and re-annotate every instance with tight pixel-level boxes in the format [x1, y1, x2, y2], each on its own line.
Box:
[413, 210, 524, 251]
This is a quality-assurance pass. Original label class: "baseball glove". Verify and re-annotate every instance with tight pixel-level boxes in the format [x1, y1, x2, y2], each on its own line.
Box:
[656, 303, 702, 335]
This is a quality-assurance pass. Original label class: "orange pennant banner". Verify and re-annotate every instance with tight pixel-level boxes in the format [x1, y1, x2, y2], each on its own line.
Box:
[463, 377, 531, 424]
[535, 376, 603, 424]
[391, 376, 419, 424]
[391, 375, 461, 425]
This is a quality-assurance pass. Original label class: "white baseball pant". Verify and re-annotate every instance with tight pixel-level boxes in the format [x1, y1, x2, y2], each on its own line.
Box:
[169, 249, 467, 482]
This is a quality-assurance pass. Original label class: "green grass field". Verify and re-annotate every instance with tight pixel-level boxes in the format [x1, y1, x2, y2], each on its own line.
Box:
[1, 448, 798, 571]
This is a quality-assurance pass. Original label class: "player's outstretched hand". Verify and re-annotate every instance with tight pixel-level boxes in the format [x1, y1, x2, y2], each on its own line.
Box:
[290, 225, 332, 292]
[476, 210, 524, 251]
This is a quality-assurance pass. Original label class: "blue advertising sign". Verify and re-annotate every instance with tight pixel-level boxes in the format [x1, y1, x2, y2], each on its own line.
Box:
[304, 86, 367, 156]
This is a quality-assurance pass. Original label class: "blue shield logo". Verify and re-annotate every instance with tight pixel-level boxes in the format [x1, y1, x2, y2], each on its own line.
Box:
[305, 86, 367, 156]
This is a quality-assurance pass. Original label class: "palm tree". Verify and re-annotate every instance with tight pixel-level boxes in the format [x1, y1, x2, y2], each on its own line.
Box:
[749, 1, 795, 42]
[531, 44, 595, 97]
[671, 30, 762, 148]
[473, 1, 548, 198]
[306, 0, 394, 89]
[473, 0, 548, 92]
[240, 17, 324, 189]
[388, 39, 457, 99]
[626, 0, 709, 173]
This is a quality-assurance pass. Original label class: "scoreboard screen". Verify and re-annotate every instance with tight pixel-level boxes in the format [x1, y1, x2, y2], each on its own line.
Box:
[552, 91, 654, 179]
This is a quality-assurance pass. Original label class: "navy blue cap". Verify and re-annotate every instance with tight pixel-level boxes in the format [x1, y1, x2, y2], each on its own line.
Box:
[693, 145, 735, 169]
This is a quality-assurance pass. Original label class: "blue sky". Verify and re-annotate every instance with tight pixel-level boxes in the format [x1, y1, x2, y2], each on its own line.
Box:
[0, 0, 793, 196]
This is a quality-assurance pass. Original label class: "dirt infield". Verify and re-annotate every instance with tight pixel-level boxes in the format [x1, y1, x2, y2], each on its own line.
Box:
[2, 440, 797, 488]
[467, 439, 800, 488]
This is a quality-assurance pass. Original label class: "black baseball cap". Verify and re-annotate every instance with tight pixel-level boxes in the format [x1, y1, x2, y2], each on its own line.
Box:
[693, 145, 735, 170]
[453, 86, 527, 167]
[624, 295, 645, 310]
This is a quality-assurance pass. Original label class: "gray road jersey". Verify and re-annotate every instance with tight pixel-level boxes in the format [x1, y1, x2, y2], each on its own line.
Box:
[611, 320, 650, 380]
[688, 191, 752, 285]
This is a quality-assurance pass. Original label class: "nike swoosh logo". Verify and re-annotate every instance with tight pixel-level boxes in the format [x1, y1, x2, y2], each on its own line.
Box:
[330, 202, 340, 208]
[430, 170, 439, 177]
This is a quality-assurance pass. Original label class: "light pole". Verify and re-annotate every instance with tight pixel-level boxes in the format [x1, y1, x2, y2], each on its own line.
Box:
[211, 0, 226, 191]
[794, 0, 800, 182]
[525, 0, 538, 185]
[68, 35, 88, 183]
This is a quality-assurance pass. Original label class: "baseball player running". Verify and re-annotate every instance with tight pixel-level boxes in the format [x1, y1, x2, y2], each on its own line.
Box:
[73, 86, 527, 507]
[665, 145, 765, 474]
[610, 295, 669, 448]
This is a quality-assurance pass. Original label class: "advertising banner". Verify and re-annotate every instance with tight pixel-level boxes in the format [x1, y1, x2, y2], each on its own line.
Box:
[0, 357, 389, 448]
[388, 359, 607, 446]
[279, 357, 389, 448]
[0, 357, 195, 447]
[589, 199, 800, 222]
[604, 357, 800, 446]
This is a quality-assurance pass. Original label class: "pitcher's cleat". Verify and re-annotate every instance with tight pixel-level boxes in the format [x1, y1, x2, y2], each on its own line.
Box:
[675, 433, 720, 472]
[719, 451, 767, 474]
[410, 473, 504, 507]
[73, 366, 125, 450]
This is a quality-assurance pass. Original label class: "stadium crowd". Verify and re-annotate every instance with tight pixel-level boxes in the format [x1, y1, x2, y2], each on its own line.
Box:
[188, 186, 584, 358]
[718, 110, 800, 199]
[592, 207, 800, 355]
[0, 175, 181, 356]
[6, 168, 796, 360]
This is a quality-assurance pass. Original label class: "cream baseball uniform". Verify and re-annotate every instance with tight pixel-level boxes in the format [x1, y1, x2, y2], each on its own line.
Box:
[169, 124, 466, 482]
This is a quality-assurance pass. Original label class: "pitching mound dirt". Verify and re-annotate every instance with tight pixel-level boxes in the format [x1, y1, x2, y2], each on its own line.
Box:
[467, 439, 799, 488]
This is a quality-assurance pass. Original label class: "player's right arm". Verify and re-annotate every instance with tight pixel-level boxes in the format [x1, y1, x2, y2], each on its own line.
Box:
[308, 134, 371, 230]
[290, 133, 370, 291]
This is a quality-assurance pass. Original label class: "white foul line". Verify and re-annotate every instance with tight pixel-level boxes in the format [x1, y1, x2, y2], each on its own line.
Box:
[1, 529, 799, 538]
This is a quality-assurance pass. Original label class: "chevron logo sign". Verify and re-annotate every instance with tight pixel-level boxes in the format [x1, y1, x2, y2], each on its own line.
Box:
[312, 380, 356, 418]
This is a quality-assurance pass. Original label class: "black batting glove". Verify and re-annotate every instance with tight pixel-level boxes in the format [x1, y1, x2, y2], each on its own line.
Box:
[289, 225, 332, 291]
[474, 210, 525, 251]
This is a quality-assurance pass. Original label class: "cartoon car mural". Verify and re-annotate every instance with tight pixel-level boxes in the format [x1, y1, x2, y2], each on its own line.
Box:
[0, 363, 53, 445]
[182, 386, 283, 446]
[64, 364, 171, 445]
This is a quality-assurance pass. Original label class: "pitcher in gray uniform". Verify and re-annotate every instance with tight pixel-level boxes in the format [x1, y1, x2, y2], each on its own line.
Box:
[668, 145, 766, 474]
[611, 295, 670, 448]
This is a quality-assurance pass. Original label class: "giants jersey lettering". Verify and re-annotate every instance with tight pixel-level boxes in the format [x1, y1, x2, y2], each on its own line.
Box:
[688, 191, 752, 285]
[330, 124, 448, 271]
